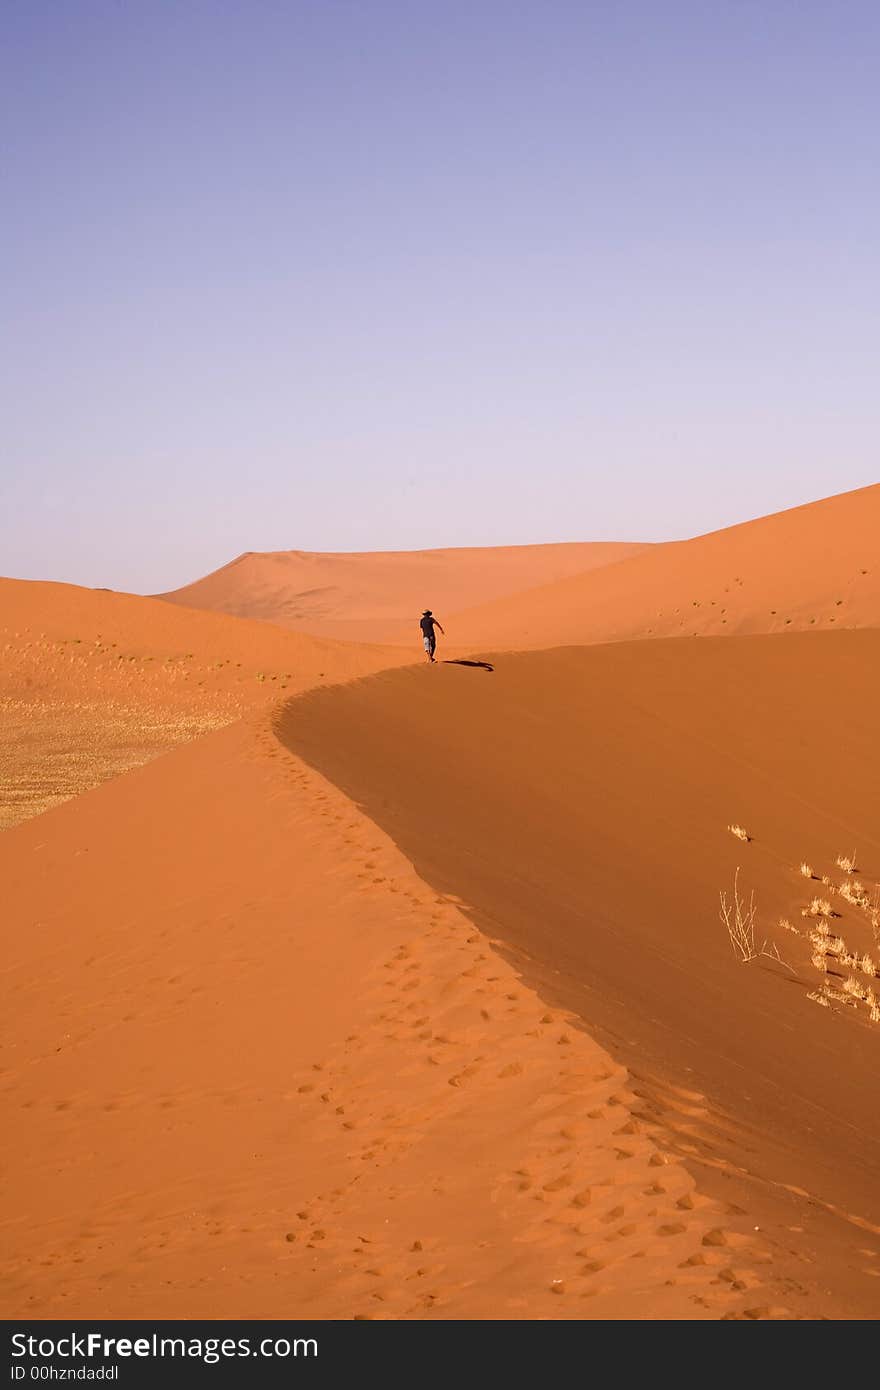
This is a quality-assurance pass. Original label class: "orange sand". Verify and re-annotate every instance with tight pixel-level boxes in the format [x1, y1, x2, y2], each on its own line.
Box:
[2, 576, 408, 710]
[161, 541, 648, 643]
[1, 713, 802, 1319]
[3, 486, 880, 1321]
[0, 576, 408, 828]
[450, 483, 880, 651]
[160, 486, 879, 653]
[277, 631, 880, 1316]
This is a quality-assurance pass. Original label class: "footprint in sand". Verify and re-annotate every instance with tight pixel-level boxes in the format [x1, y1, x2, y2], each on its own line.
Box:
[542, 1173, 573, 1193]
[600, 1205, 626, 1224]
[497, 1061, 523, 1079]
[702, 1228, 729, 1248]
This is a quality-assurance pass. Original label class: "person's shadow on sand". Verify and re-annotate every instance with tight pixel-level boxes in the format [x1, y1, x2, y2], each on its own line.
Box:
[443, 659, 494, 672]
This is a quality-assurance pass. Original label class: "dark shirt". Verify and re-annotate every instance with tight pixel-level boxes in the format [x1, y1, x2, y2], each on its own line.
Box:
[420, 615, 437, 636]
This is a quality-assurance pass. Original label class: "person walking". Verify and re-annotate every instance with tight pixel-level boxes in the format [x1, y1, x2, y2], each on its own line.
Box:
[419, 610, 445, 663]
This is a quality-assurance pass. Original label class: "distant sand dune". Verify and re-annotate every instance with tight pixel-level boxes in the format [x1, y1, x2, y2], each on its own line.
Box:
[450, 483, 880, 650]
[159, 485, 879, 652]
[160, 540, 649, 643]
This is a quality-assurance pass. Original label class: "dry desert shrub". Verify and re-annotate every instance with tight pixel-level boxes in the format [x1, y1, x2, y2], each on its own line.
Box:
[728, 824, 751, 843]
[839, 879, 871, 910]
[719, 869, 757, 962]
[807, 943, 880, 1025]
[820, 980, 857, 1008]
[809, 926, 846, 958]
[842, 975, 868, 1001]
[799, 862, 815, 879]
[799, 856, 880, 1024]
[760, 940, 795, 974]
[802, 897, 834, 919]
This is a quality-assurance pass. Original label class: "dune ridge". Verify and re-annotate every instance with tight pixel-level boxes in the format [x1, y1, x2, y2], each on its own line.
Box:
[276, 630, 880, 1315]
[0, 714, 792, 1319]
[450, 483, 880, 651]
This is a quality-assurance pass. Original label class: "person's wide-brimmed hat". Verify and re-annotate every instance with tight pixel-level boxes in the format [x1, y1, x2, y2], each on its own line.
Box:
[422, 609, 432, 615]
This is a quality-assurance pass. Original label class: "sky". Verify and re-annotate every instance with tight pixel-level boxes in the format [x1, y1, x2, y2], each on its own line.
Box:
[2, 1, 878, 594]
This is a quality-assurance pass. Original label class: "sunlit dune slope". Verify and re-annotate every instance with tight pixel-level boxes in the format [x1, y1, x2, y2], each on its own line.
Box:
[450, 483, 880, 650]
[0, 576, 408, 827]
[160, 541, 649, 643]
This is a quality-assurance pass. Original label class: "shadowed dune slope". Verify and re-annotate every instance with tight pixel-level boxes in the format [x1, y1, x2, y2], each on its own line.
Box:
[160, 541, 648, 643]
[450, 483, 880, 650]
[277, 631, 880, 1266]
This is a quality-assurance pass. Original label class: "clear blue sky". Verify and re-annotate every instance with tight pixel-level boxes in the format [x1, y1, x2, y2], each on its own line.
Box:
[2, 1, 877, 593]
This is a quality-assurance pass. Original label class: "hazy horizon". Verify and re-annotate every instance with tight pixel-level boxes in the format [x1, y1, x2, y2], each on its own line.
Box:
[3, 2, 879, 593]
[3, 478, 876, 597]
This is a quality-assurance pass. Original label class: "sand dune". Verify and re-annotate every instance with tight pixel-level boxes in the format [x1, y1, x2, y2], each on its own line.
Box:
[160, 486, 879, 654]
[0, 712, 789, 1319]
[277, 630, 880, 1315]
[450, 483, 880, 651]
[1, 576, 407, 704]
[160, 541, 649, 643]
[0, 577, 408, 828]
[5, 487, 879, 1321]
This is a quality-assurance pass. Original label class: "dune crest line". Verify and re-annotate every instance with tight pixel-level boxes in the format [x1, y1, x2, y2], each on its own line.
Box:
[0, 714, 792, 1319]
[276, 629, 880, 1316]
